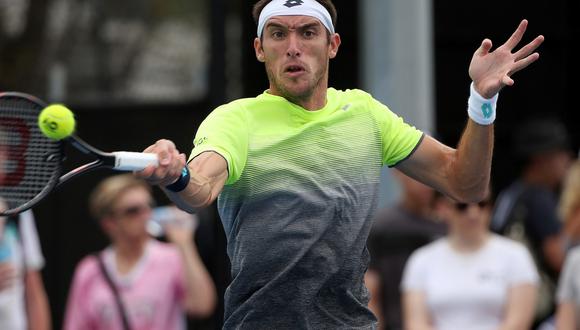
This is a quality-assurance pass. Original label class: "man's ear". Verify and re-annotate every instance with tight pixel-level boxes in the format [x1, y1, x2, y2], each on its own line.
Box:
[329, 33, 341, 59]
[254, 37, 265, 62]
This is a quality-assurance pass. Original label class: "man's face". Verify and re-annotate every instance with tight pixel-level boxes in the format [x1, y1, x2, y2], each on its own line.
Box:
[254, 15, 340, 103]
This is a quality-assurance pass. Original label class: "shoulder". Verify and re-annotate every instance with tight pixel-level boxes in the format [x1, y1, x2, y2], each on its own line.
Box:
[488, 235, 532, 258]
[522, 184, 558, 205]
[71, 254, 101, 283]
[211, 97, 252, 114]
[330, 88, 372, 98]
[225, 92, 297, 110]
[328, 88, 376, 106]
[199, 98, 252, 130]
[404, 239, 447, 276]
[565, 246, 580, 265]
[410, 238, 447, 261]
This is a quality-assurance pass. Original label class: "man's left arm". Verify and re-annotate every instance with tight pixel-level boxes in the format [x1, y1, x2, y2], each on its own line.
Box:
[397, 20, 544, 202]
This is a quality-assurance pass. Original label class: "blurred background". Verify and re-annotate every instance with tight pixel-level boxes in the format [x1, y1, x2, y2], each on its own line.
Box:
[0, 0, 578, 328]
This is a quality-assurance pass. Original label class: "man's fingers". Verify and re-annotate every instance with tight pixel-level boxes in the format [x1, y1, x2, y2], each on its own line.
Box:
[504, 19, 528, 51]
[152, 150, 185, 186]
[135, 139, 185, 186]
[502, 76, 515, 86]
[510, 52, 541, 75]
[513, 35, 544, 61]
[158, 149, 171, 166]
[136, 165, 156, 178]
[476, 39, 493, 56]
[142, 144, 156, 153]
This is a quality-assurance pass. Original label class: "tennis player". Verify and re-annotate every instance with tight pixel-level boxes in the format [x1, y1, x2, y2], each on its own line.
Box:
[137, 0, 544, 328]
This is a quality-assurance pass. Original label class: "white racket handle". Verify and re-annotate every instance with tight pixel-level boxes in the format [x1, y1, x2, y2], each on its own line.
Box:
[112, 152, 159, 171]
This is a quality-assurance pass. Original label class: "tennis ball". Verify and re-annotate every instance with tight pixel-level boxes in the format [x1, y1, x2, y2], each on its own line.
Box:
[38, 104, 76, 140]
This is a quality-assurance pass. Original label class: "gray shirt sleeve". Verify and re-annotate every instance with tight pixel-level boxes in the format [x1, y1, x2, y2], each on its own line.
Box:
[557, 247, 580, 303]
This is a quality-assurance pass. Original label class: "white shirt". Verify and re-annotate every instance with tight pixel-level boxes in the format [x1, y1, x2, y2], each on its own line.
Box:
[0, 211, 45, 330]
[402, 234, 538, 330]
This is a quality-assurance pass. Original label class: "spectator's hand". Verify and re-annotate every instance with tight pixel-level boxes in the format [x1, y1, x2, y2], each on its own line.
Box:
[136, 139, 187, 187]
[164, 206, 198, 246]
[0, 262, 16, 291]
[468, 19, 544, 98]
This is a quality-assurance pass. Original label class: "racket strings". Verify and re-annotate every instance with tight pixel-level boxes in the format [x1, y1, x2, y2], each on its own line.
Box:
[0, 97, 61, 212]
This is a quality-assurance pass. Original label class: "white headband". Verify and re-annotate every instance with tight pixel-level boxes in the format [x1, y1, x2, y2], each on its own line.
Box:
[257, 0, 335, 37]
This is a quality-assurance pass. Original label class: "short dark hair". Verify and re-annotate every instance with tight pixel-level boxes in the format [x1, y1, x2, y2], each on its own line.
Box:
[252, 0, 338, 29]
[513, 117, 571, 161]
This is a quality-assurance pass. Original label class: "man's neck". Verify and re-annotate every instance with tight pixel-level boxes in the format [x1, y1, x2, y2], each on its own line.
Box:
[268, 78, 329, 111]
[297, 87, 328, 111]
[270, 89, 328, 111]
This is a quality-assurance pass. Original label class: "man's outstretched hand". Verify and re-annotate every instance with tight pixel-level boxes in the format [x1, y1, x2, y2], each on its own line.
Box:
[469, 19, 544, 99]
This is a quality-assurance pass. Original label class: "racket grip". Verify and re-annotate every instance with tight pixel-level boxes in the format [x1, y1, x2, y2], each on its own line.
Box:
[112, 152, 159, 171]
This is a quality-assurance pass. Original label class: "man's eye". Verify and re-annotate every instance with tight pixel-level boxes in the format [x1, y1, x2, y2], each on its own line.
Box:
[272, 31, 285, 39]
[303, 30, 317, 38]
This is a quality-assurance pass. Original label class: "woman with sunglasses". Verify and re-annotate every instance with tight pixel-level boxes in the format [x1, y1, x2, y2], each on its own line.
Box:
[63, 174, 216, 330]
[401, 191, 539, 330]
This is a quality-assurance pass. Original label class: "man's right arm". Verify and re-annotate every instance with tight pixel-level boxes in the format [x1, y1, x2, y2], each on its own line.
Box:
[136, 139, 228, 212]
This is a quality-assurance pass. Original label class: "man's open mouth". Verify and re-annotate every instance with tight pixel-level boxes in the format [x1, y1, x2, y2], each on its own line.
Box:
[285, 65, 305, 73]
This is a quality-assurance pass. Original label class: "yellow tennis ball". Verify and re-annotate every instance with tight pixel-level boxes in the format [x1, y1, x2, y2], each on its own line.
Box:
[38, 104, 76, 140]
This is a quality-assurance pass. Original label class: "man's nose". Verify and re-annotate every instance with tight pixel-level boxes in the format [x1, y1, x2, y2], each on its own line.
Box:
[286, 34, 301, 57]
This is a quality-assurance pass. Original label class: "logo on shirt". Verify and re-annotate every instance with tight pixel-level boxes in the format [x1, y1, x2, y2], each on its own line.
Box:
[195, 136, 207, 146]
[481, 103, 493, 119]
[478, 271, 504, 283]
[341, 104, 351, 111]
[284, 0, 304, 8]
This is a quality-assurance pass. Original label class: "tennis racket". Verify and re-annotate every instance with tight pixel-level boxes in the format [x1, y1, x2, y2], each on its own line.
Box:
[0, 92, 158, 216]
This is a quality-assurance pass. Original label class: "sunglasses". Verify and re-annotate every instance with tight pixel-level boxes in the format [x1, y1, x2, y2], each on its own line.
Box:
[454, 200, 490, 212]
[112, 201, 155, 218]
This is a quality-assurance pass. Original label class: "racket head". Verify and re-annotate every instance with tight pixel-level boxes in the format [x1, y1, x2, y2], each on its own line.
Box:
[0, 92, 63, 216]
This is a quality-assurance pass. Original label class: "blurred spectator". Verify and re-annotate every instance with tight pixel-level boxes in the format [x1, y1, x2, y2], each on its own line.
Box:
[559, 160, 580, 249]
[0, 0, 29, 38]
[402, 191, 538, 330]
[63, 174, 216, 330]
[556, 248, 580, 330]
[555, 160, 580, 329]
[366, 170, 446, 330]
[491, 118, 573, 321]
[0, 128, 51, 330]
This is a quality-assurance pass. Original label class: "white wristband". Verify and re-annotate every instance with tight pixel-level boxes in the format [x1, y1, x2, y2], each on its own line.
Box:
[467, 82, 498, 125]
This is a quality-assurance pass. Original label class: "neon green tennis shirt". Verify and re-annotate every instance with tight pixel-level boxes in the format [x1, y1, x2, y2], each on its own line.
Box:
[190, 87, 423, 329]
